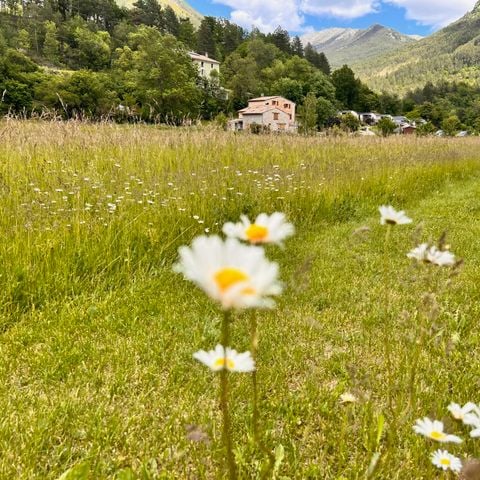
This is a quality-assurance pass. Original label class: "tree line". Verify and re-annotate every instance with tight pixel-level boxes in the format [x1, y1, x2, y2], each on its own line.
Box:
[0, 0, 479, 133]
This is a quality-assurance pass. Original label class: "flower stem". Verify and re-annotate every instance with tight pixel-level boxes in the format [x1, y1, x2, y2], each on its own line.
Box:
[249, 311, 275, 478]
[250, 312, 259, 443]
[382, 224, 397, 435]
[220, 310, 237, 480]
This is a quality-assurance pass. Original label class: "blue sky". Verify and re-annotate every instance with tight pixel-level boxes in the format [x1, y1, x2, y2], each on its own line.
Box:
[187, 0, 478, 36]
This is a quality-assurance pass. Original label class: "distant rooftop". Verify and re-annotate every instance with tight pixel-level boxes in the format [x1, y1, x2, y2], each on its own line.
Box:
[239, 105, 283, 114]
[249, 96, 284, 102]
[188, 52, 220, 64]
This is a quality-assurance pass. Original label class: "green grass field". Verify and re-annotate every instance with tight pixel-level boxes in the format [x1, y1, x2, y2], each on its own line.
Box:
[1, 121, 480, 479]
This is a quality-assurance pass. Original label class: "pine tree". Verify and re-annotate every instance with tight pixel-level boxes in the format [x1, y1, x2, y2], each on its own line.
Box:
[178, 18, 196, 50]
[304, 43, 330, 75]
[163, 6, 180, 37]
[291, 35, 304, 57]
[268, 26, 291, 54]
[197, 17, 217, 58]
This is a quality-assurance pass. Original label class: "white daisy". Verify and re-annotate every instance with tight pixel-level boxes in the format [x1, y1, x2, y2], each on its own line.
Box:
[426, 246, 456, 267]
[431, 449, 462, 472]
[193, 345, 255, 372]
[339, 392, 358, 404]
[379, 205, 412, 226]
[413, 417, 463, 443]
[407, 243, 429, 262]
[174, 236, 282, 309]
[448, 402, 478, 422]
[407, 244, 456, 266]
[463, 412, 480, 429]
[223, 212, 294, 246]
[470, 427, 480, 438]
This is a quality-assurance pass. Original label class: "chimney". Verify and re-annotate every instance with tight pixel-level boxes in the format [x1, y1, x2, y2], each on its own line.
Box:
[205, 52, 209, 58]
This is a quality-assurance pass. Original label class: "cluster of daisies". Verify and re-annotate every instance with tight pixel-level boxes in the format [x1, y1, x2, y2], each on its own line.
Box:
[175, 212, 294, 373]
[414, 403, 480, 473]
[379, 205, 457, 266]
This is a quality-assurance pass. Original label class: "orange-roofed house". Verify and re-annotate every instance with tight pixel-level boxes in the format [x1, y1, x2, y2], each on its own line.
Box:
[228, 96, 297, 133]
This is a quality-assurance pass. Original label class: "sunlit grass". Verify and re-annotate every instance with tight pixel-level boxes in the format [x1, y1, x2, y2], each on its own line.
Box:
[0, 120, 480, 478]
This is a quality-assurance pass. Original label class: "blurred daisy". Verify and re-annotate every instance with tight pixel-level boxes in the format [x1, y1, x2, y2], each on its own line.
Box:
[463, 412, 480, 431]
[193, 345, 255, 372]
[379, 205, 412, 226]
[174, 236, 281, 309]
[431, 450, 462, 472]
[470, 427, 480, 438]
[413, 417, 462, 443]
[448, 402, 478, 421]
[408, 244, 456, 266]
[407, 243, 429, 262]
[340, 392, 358, 404]
[426, 246, 456, 267]
[223, 213, 294, 245]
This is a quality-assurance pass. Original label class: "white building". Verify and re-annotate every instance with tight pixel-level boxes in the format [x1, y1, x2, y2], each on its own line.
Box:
[189, 52, 220, 79]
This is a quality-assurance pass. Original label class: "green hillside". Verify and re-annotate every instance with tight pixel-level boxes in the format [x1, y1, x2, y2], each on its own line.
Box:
[116, 0, 203, 26]
[355, 1, 480, 94]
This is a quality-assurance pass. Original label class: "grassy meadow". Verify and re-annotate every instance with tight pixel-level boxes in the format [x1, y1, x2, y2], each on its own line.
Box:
[1, 121, 480, 479]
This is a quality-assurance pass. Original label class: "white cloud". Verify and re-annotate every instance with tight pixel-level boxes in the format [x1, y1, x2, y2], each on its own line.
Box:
[301, 0, 380, 19]
[385, 0, 477, 27]
[213, 0, 304, 32]
[212, 0, 478, 32]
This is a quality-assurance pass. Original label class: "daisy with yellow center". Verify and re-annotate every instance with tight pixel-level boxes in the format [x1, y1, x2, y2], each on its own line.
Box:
[413, 417, 463, 443]
[431, 450, 462, 472]
[193, 345, 255, 372]
[174, 236, 282, 309]
[379, 205, 412, 226]
[223, 213, 294, 246]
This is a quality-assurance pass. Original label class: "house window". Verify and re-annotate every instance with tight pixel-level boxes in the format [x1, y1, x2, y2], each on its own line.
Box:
[273, 113, 279, 120]
[201, 62, 204, 67]
[284, 103, 289, 108]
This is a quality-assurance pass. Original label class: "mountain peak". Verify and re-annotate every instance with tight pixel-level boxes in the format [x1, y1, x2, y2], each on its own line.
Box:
[301, 24, 418, 69]
[366, 24, 386, 32]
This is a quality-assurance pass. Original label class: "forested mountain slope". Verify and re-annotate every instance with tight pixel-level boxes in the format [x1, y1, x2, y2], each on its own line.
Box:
[354, 1, 480, 94]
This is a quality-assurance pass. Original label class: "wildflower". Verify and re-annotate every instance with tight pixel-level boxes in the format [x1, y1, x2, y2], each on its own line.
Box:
[379, 205, 412, 226]
[463, 412, 480, 432]
[431, 450, 462, 472]
[340, 392, 358, 404]
[223, 213, 294, 246]
[193, 345, 255, 372]
[407, 243, 430, 262]
[426, 246, 456, 266]
[413, 417, 462, 443]
[174, 236, 281, 309]
[448, 402, 478, 422]
[470, 427, 480, 438]
[407, 244, 456, 266]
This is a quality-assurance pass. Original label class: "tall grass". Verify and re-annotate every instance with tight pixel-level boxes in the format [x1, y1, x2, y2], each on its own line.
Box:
[0, 121, 478, 326]
[1, 120, 480, 479]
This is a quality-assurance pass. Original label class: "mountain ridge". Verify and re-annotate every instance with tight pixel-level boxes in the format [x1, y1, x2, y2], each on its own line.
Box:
[115, 0, 203, 27]
[354, 2, 480, 93]
[301, 25, 420, 69]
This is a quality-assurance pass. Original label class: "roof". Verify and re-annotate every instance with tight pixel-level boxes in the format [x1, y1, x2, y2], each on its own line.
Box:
[188, 52, 220, 64]
[239, 106, 285, 115]
[248, 96, 294, 102]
